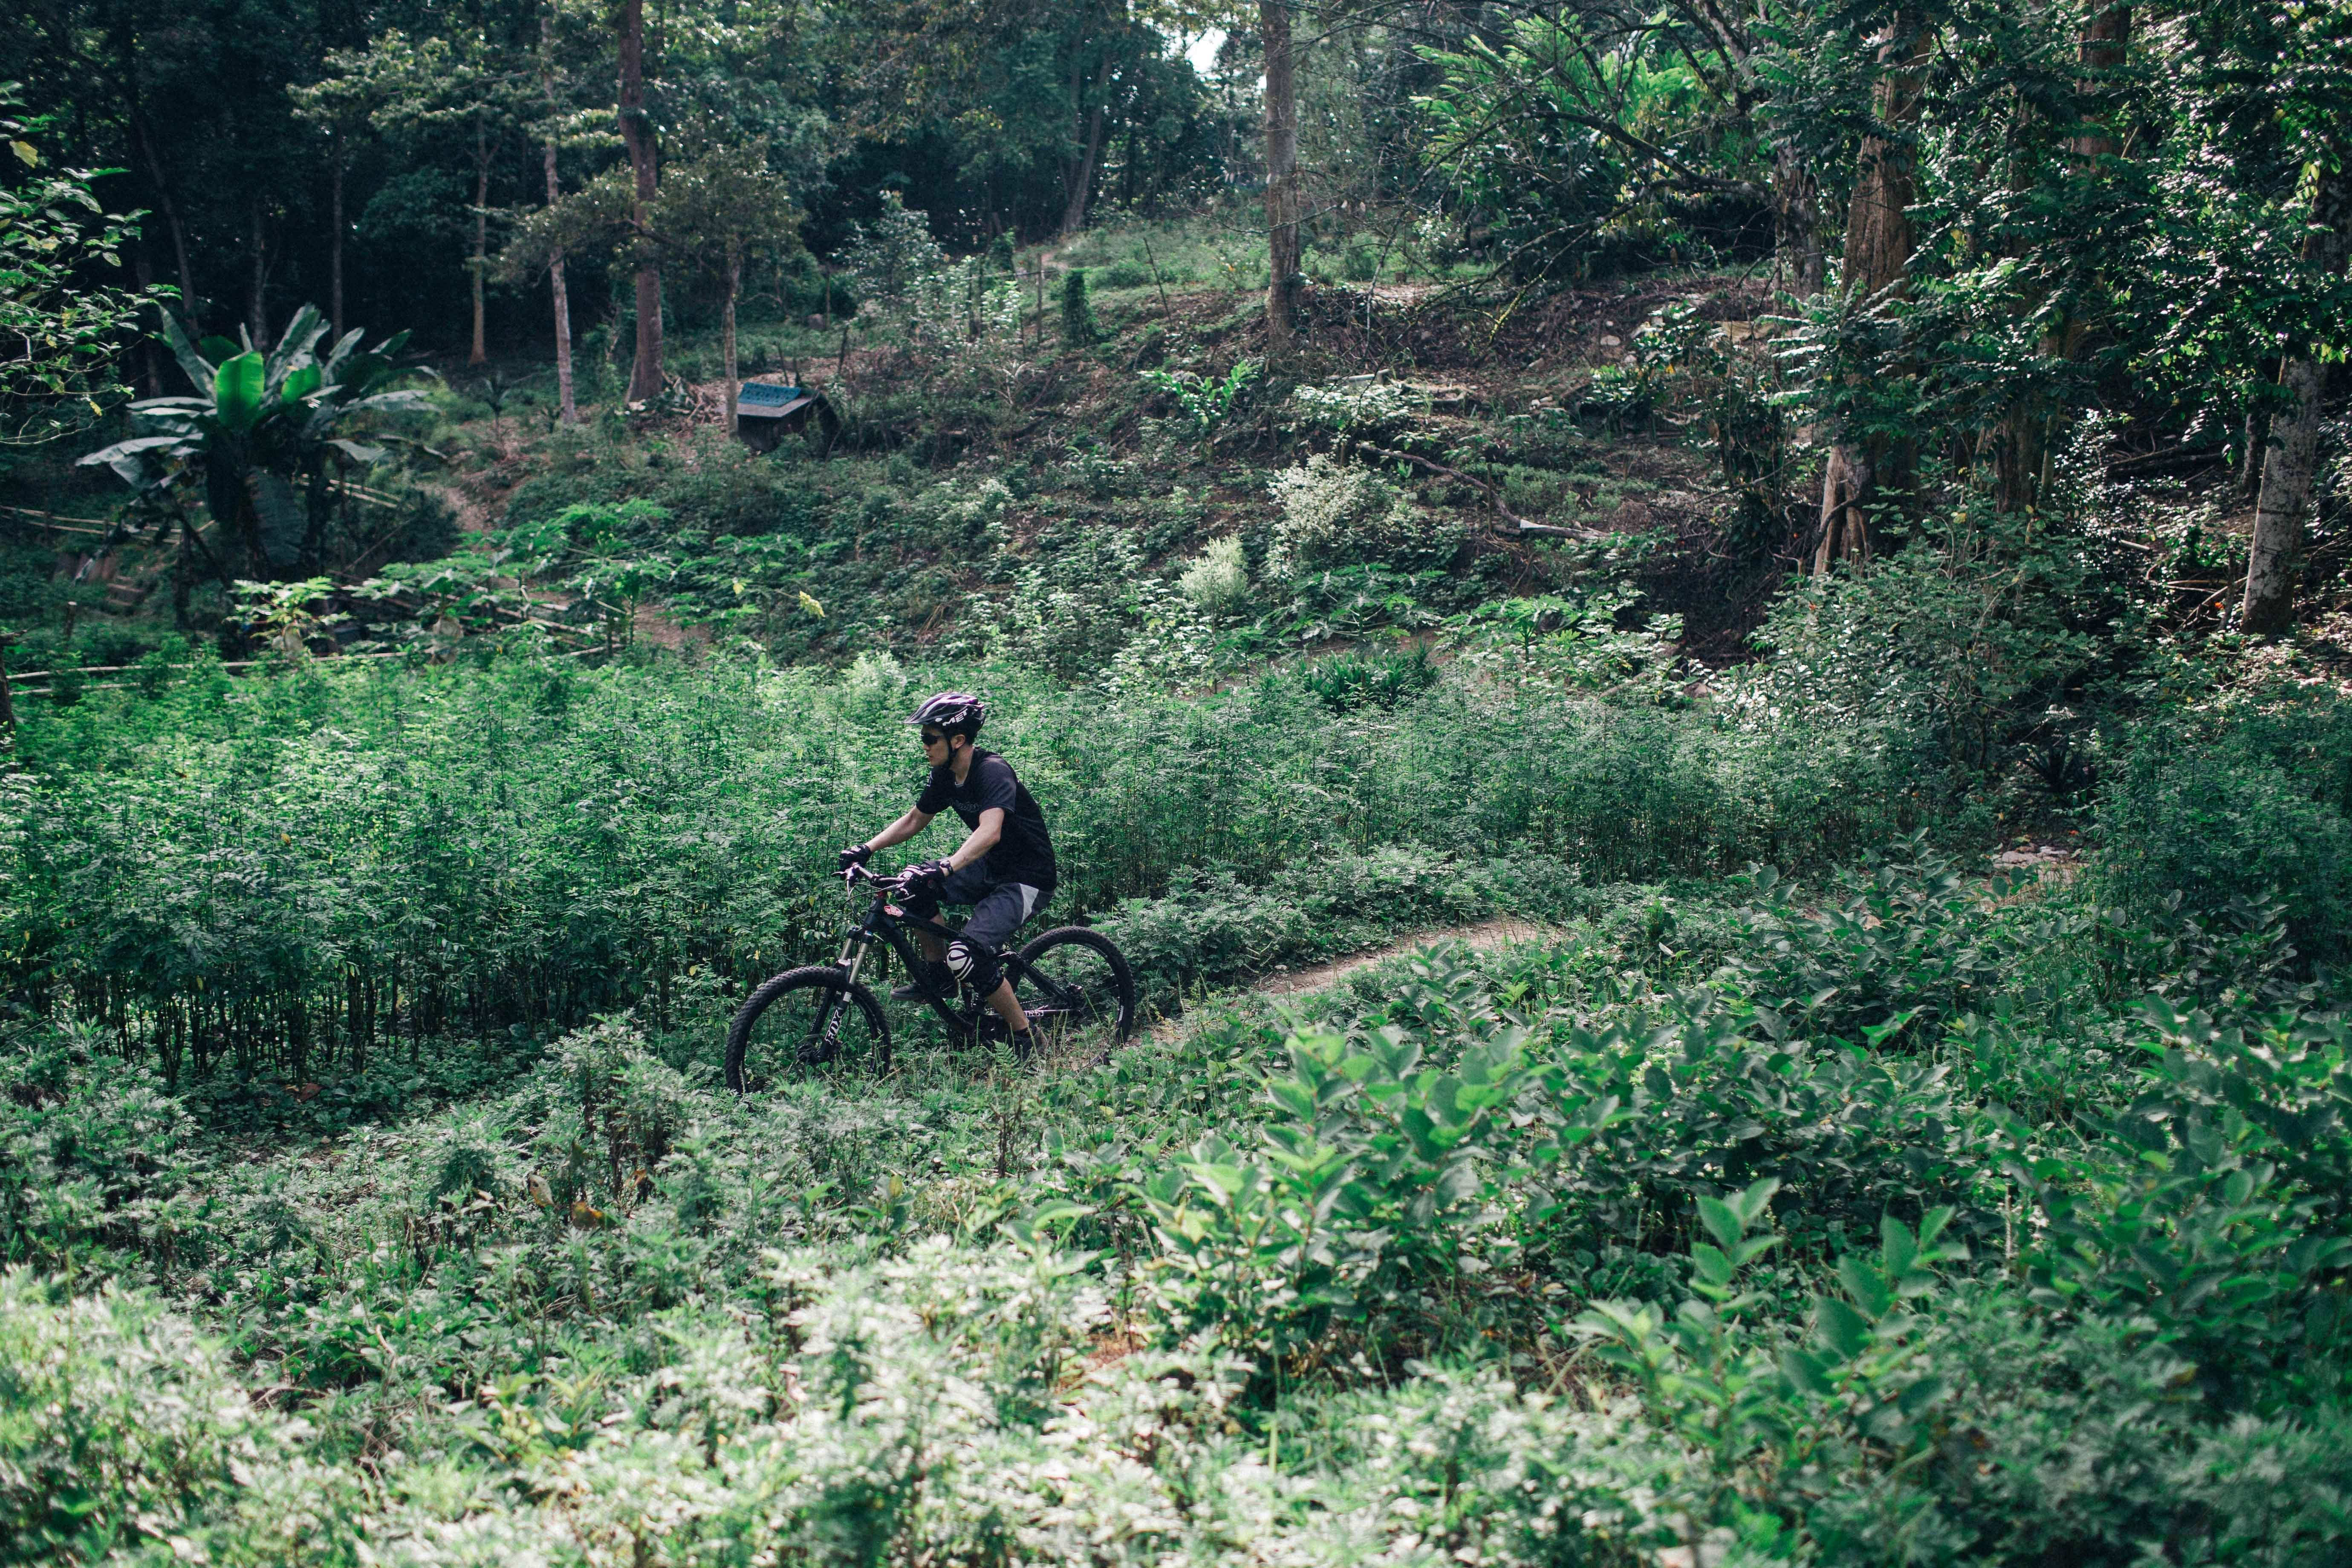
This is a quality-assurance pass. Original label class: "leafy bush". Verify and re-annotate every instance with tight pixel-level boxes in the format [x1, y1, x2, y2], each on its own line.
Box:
[1733, 510, 2139, 792]
[1296, 642, 1439, 711]
[1289, 379, 1427, 441]
[1142, 360, 1259, 445]
[0, 1022, 198, 1271]
[1175, 534, 1251, 618]
[1267, 454, 1462, 579]
[1059, 267, 1098, 346]
[0, 1273, 311, 1565]
[2094, 696, 2352, 963]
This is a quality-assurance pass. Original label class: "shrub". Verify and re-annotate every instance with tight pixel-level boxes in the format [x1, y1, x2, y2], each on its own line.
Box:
[2093, 696, 2352, 963]
[1176, 535, 1251, 618]
[1297, 643, 1439, 712]
[1059, 268, 1098, 346]
[0, 1274, 306, 1564]
[1267, 455, 1462, 579]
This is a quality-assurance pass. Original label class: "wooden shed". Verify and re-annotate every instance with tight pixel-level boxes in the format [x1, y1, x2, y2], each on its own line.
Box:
[734, 382, 839, 454]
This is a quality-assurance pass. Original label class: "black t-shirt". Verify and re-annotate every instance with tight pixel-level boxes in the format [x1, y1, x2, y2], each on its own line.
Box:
[916, 748, 1058, 892]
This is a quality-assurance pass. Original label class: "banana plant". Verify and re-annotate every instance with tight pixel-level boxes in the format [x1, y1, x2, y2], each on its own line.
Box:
[78, 305, 429, 587]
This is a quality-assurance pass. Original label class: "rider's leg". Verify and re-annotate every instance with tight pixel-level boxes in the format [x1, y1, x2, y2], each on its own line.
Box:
[894, 874, 966, 999]
[982, 978, 1028, 1037]
[951, 881, 1042, 1037]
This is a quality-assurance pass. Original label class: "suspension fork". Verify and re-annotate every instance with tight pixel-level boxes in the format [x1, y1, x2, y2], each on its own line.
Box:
[835, 903, 901, 989]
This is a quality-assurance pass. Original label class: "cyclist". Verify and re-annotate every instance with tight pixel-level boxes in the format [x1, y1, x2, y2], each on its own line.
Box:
[838, 692, 1058, 1053]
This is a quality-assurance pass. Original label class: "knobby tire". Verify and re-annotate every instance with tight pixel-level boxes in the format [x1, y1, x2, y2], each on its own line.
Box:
[726, 966, 891, 1093]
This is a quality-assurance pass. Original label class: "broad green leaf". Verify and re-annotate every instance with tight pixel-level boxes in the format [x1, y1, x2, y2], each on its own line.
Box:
[1697, 1194, 1745, 1251]
[1880, 1215, 1919, 1279]
[1815, 1295, 1869, 1360]
[1897, 1375, 1948, 1416]
[157, 312, 218, 394]
[214, 352, 266, 429]
[1781, 1346, 1834, 1394]
[1839, 1254, 1893, 1320]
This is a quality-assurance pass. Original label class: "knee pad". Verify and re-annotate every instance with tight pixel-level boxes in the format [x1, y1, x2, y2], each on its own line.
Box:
[945, 938, 1000, 993]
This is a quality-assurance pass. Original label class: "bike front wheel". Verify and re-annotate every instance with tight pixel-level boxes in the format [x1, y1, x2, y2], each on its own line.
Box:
[1009, 927, 1138, 1060]
[726, 967, 892, 1092]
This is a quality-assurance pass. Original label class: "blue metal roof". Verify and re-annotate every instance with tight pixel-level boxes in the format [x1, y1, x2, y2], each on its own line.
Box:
[737, 382, 804, 408]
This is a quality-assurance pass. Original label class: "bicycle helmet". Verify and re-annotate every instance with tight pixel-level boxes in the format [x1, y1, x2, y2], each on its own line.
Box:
[907, 691, 987, 739]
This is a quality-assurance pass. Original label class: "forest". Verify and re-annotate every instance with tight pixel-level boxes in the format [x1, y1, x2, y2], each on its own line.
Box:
[3, 0, 2352, 1562]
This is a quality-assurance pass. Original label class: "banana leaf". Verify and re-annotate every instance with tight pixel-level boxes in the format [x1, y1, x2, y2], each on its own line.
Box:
[157, 311, 218, 395]
[248, 470, 305, 569]
[76, 433, 187, 488]
[265, 304, 327, 392]
[214, 352, 266, 430]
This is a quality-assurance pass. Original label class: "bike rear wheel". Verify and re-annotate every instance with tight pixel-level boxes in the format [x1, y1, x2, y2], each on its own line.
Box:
[1009, 927, 1138, 1060]
[725, 967, 891, 1092]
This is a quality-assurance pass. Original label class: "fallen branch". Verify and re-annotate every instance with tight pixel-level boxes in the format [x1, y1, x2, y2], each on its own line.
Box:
[1349, 441, 1602, 540]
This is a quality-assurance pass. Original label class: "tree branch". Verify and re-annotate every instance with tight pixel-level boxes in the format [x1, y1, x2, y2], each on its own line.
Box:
[1350, 441, 1602, 540]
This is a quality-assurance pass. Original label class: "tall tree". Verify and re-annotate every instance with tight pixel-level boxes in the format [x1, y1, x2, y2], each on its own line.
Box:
[617, 0, 663, 402]
[316, 32, 529, 366]
[656, 148, 801, 431]
[1990, 0, 2136, 516]
[1260, 0, 1303, 365]
[2242, 156, 2352, 636]
[1815, 6, 1930, 572]
[538, 8, 577, 425]
[289, 66, 384, 343]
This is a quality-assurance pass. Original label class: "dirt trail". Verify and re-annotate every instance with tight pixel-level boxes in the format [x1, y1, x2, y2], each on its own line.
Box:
[1148, 917, 1560, 1044]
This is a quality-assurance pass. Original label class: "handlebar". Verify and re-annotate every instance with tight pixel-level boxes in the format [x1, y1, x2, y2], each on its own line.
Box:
[843, 862, 911, 894]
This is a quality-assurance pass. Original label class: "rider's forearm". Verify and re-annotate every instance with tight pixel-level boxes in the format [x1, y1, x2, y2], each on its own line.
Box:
[865, 811, 926, 852]
[945, 821, 1000, 871]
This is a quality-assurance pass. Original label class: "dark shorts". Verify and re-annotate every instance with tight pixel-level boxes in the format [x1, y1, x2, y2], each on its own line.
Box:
[904, 863, 1049, 956]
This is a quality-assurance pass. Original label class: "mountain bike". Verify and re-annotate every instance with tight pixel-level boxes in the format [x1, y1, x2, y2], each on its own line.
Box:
[725, 863, 1137, 1092]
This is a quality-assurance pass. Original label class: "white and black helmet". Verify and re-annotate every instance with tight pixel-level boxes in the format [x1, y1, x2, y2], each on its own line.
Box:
[908, 690, 986, 738]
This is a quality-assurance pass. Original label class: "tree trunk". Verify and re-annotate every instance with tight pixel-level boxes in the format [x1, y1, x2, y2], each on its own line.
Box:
[121, 38, 197, 324]
[545, 139, 577, 425]
[723, 240, 741, 435]
[1815, 7, 1929, 573]
[1997, 1, 2133, 514]
[2242, 158, 2352, 636]
[1772, 142, 1823, 297]
[246, 195, 269, 345]
[2066, 2, 2131, 165]
[133, 251, 160, 394]
[1059, 56, 1113, 238]
[330, 141, 346, 342]
[541, 14, 577, 426]
[1260, 0, 1303, 366]
[618, 0, 664, 403]
[470, 113, 490, 365]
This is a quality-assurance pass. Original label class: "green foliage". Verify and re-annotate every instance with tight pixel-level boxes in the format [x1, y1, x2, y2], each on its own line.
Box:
[78, 306, 428, 585]
[1058, 266, 1097, 346]
[1735, 509, 2143, 788]
[1267, 454, 1462, 579]
[2092, 692, 2352, 964]
[1295, 641, 1439, 711]
[840, 190, 946, 307]
[0, 83, 164, 446]
[1174, 534, 1251, 618]
[1141, 360, 1259, 446]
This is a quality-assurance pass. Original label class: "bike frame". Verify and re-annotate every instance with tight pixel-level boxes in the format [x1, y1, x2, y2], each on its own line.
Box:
[832, 886, 959, 997]
[803, 867, 1084, 1054]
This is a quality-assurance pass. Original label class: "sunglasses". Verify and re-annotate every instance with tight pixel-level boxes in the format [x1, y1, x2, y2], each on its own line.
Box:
[920, 731, 948, 746]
